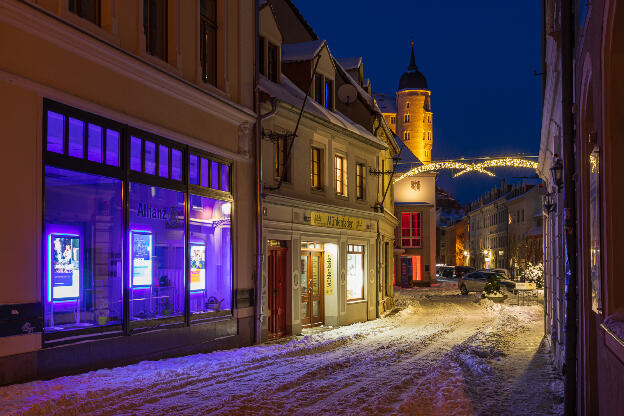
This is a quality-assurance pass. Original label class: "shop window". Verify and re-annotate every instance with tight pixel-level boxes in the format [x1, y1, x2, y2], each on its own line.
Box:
[221, 164, 230, 192]
[47, 111, 64, 154]
[310, 147, 322, 190]
[172, 149, 182, 181]
[211, 160, 220, 189]
[335, 154, 347, 196]
[401, 212, 422, 248]
[130, 135, 183, 182]
[129, 183, 185, 322]
[144, 141, 156, 175]
[69, 0, 100, 26]
[87, 124, 102, 163]
[158, 144, 169, 178]
[44, 166, 123, 332]
[356, 163, 365, 200]
[68, 118, 84, 158]
[144, 0, 168, 61]
[106, 130, 120, 167]
[347, 245, 365, 301]
[131, 136, 142, 171]
[190, 152, 231, 193]
[200, 0, 217, 85]
[190, 154, 199, 185]
[189, 195, 232, 314]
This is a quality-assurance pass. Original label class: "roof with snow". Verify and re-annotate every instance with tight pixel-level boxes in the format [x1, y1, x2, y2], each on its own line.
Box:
[373, 93, 397, 113]
[336, 57, 362, 70]
[393, 135, 422, 171]
[259, 74, 387, 149]
[281, 40, 326, 63]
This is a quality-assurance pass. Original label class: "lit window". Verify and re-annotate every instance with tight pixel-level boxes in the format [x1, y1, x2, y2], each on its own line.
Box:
[356, 163, 365, 200]
[404, 131, 410, 140]
[401, 212, 422, 247]
[404, 114, 410, 123]
[390, 116, 396, 124]
[310, 147, 322, 190]
[347, 245, 365, 301]
[406, 102, 410, 108]
[200, 0, 217, 85]
[335, 154, 347, 196]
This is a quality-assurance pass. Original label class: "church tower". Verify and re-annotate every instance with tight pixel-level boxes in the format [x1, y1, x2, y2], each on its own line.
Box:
[396, 43, 433, 164]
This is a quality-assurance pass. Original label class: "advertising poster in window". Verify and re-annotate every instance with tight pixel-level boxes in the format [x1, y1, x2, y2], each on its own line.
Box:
[589, 149, 602, 313]
[50, 234, 80, 300]
[131, 231, 153, 286]
[190, 244, 206, 291]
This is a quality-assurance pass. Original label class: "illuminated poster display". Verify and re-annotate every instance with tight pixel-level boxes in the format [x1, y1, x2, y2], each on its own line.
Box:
[49, 234, 80, 300]
[190, 244, 206, 291]
[131, 231, 153, 286]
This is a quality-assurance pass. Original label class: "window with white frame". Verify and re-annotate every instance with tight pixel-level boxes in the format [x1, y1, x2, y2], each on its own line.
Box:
[335, 154, 347, 196]
[347, 245, 365, 301]
[401, 212, 422, 248]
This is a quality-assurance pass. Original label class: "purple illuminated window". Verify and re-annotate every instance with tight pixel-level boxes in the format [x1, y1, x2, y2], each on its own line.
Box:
[190, 155, 198, 185]
[130, 136, 142, 171]
[144, 141, 156, 175]
[129, 182, 185, 322]
[44, 166, 123, 332]
[68, 118, 84, 158]
[211, 160, 219, 189]
[106, 130, 120, 167]
[47, 111, 64, 154]
[200, 158, 209, 187]
[172, 149, 182, 181]
[189, 194, 232, 314]
[158, 144, 169, 178]
[87, 124, 102, 163]
[221, 164, 230, 192]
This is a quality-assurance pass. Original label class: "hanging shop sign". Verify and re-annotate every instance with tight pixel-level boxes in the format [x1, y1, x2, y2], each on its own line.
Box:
[310, 211, 365, 231]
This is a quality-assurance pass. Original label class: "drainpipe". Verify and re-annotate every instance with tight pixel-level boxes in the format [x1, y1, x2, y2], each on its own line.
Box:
[561, 0, 577, 414]
[254, 3, 262, 345]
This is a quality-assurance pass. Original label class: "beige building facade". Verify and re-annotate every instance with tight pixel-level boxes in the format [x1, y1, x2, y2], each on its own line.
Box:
[0, 0, 256, 384]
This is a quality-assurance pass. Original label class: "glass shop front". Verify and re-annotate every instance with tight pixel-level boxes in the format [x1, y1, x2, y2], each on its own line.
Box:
[42, 99, 234, 342]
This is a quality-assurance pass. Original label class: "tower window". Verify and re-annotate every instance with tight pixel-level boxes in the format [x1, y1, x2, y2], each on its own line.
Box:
[406, 102, 410, 109]
[404, 131, 410, 140]
[404, 114, 410, 123]
[390, 116, 396, 124]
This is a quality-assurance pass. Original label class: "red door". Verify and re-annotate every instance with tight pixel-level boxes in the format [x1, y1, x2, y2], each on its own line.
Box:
[268, 246, 287, 338]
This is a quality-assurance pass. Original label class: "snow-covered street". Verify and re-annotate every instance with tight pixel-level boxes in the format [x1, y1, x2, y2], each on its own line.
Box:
[0, 284, 563, 416]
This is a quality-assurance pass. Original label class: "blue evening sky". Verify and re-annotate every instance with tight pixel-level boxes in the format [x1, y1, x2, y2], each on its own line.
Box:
[293, 0, 542, 204]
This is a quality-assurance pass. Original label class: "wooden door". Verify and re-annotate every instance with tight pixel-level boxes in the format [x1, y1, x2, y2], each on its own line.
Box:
[301, 251, 324, 327]
[268, 246, 287, 338]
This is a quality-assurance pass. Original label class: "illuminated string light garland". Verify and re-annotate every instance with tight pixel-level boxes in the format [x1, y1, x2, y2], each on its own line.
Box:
[394, 157, 538, 183]
[453, 158, 538, 177]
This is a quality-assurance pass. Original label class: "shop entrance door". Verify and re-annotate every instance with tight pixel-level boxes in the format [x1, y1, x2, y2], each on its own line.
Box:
[268, 246, 287, 339]
[300, 251, 324, 327]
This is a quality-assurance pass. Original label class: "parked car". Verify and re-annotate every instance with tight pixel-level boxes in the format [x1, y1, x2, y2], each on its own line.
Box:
[436, 266, 455, 279]
[458, 271, 515, 295]
[479, 268, 511, 279]
[454, 266, 475, 279]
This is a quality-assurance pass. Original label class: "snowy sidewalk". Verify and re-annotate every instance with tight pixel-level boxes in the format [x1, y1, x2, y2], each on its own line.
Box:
[0, 286, 563, 415]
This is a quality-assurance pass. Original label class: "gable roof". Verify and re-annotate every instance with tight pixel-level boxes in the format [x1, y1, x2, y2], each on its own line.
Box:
[373, 93, 397, 114]
[281, 40, 326, 63]
[259, 75, 387, 150]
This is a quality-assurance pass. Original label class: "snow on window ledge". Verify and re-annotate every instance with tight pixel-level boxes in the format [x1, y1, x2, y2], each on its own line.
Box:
[602, 312, 624, 364]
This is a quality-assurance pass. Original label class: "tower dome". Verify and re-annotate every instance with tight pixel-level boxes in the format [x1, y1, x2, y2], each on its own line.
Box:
[398, 44, 428, 91]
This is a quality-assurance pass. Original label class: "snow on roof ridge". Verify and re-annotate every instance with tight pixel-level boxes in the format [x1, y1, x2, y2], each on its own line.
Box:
[281, 40, 326, 63]
[259, 74, 387, 149]
[336, 57, 362, 70]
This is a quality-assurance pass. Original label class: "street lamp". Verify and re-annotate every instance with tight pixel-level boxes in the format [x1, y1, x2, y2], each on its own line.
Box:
[544, 192, 556, 213]
[551, 154, 564, 191]
[463, 250, 469, 257]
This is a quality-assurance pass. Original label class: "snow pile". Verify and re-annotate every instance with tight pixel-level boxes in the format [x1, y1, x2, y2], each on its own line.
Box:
[0, 287, 563, 416]
[604, 310, 624, 341]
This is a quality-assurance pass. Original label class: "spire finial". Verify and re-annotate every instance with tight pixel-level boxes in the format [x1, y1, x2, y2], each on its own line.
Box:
[408, 41, 417, 70]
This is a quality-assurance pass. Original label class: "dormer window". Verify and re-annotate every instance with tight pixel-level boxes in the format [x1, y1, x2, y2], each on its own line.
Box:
[267, 42, 279, 82]
[314, 74, 323, 105]
[325, 79, 334, 111]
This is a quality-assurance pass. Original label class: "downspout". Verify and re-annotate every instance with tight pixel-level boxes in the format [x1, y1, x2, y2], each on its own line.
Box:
[561, 0, 577, 414]
[254, 3, 262, 345]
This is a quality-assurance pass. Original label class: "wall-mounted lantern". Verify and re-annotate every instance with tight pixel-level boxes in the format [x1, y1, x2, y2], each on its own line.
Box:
[551, 154, 564, 191]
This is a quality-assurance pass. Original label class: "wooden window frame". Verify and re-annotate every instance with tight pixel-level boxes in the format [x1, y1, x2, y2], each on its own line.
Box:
[200, 0, 218, 85]
[144, 0, 168, 62]
[401, 212, 422, 248]
[335, 154, 347, 196]
[310, 146, 322, 190]
[314, 74, 324, 105]
[356, 162, 365, 200]
[324, 79, 334, 111]
[68, 0, 101, 26]
[267, 42, 279, 83]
